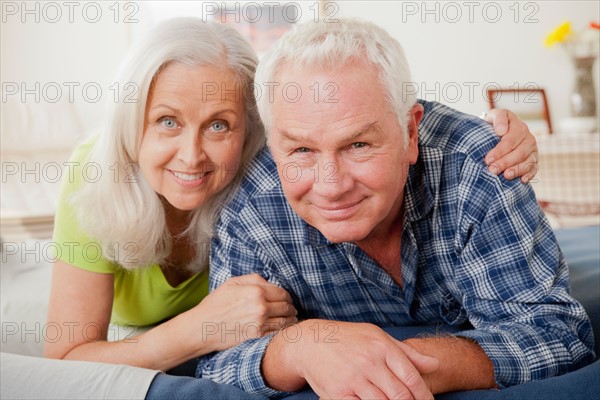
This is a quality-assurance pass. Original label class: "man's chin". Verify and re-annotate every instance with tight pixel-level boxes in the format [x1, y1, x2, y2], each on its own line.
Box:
[300, 211, 372, 243]
[316, 224, 369, 244]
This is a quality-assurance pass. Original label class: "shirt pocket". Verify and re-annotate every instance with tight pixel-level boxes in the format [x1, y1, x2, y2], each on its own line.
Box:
[439, 290, 467, 325]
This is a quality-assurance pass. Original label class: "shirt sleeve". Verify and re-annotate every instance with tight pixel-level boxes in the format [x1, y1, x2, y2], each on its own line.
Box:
[52, 138, 116, 273]
[452, 161, 595, 388]
[196, 210, 294, 398]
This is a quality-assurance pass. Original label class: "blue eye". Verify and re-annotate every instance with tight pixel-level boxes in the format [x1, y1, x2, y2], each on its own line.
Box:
[210, 121, 228, 132]
[351, 142, 367, 149]
[160, 117, 177, 129]
[295, 147, 310, 153]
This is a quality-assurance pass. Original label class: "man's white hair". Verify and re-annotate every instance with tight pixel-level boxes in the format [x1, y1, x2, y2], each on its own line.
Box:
[255, 18, 416, 146]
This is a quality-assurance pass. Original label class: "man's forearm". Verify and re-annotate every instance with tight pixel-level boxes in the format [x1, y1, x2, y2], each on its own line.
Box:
[403, 336, 497, 394]
[261, 325, 307, 392]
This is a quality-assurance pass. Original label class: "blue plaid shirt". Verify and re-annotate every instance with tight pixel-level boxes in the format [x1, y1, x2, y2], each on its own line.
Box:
[197, 101, 595, 396]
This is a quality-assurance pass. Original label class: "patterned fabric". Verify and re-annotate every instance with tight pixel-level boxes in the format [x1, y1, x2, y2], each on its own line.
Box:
[533, 135, 600, 227]
[196, 101, 595, 397]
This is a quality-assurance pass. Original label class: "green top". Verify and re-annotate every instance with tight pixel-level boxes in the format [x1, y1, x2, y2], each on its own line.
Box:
[52, 136, 209, 326]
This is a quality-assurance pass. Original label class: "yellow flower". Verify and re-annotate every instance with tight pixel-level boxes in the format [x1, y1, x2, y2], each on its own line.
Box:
[545, 22, 573, 47]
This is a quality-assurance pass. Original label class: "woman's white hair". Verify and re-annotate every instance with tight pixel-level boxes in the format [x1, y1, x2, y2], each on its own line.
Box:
[255, 18, 415, 147]
[74, 18, 264, 272]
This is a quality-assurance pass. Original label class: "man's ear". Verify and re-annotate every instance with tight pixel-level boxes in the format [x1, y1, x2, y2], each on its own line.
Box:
[406, 103, 423, 164]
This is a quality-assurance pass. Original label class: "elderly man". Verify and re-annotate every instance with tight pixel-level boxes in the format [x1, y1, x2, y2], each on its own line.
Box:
[197, 19, 595, 399]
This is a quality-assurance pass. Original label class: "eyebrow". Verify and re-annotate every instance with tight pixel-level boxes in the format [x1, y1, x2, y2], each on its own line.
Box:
[149, 104, 177, 113]
[350, 122, 378, 139]
[148, 104, 241, 120]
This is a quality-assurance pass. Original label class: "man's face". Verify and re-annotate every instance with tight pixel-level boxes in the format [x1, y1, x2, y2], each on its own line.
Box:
[269, 62, 422, 244]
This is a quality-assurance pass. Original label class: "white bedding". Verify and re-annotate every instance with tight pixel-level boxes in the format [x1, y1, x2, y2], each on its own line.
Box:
[0, 352, 158, 399]
[1, 240, 54, 356]
[1, 240, 158, 399]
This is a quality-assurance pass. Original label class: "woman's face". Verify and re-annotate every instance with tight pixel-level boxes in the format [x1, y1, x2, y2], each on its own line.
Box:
[138, 62, 247, 212]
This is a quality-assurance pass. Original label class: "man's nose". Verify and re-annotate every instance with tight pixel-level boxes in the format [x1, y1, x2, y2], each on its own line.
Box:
[311, 157, 354, 200]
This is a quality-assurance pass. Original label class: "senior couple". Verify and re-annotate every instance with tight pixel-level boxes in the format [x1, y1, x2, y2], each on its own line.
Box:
[43, 16, 594, 400]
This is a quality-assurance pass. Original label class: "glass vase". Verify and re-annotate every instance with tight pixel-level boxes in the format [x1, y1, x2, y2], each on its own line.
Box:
[570, 56, 597, 117]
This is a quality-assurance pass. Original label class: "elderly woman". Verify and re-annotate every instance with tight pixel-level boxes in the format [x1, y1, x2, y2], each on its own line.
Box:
[45, 19, 297, 373]
[42, 17, 538, 398]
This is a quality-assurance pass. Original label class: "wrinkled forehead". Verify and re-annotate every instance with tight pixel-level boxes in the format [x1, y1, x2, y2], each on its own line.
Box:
[268, 57, 394, 125]
[277, 59, 387, 101]
[274, 54, 381, 83]
[272, 59, 385, 108]
[269, 62, 399, 141]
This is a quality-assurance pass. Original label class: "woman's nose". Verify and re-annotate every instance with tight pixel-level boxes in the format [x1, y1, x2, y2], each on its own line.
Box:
[177, 130, 206, 168]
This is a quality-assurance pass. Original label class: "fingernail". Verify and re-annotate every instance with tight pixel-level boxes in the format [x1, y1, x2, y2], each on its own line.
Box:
[497, 123, 508, 134]
[488, 165, 500, 175]
[485, 156, 495, 165]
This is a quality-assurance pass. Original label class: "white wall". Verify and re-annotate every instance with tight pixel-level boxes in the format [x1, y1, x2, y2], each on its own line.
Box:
[1, 1, 598, 221]
[1, 0, 598, 147]
[1, 1, 135, 148]
[1, 1, 141, 216]
[335, 0, 599, 124]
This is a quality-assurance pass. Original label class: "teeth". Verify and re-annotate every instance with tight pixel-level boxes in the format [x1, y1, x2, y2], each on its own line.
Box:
[173, 171, 207, 181]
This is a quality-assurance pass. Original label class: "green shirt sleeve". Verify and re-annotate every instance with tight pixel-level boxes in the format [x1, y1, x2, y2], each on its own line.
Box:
[52, 136, 116, 274]
[51, 136, 210, 327]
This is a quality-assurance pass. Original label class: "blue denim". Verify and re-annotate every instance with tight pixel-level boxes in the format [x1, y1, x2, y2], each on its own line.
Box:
[438, 360, 600, 400]
[146, 374, 268, 400]
[149, 324, 597, 399]
[282, 361, 600, 400]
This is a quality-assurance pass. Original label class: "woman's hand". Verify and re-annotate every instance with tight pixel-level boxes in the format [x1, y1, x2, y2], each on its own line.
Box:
[192, 274, 297, 352]
[483, 109, 539, 183]
[45, 264, 295, 370]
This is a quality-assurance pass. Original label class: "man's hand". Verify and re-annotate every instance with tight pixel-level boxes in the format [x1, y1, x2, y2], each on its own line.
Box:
[483, 109, 539, 183]
[262, 320, 438, 399]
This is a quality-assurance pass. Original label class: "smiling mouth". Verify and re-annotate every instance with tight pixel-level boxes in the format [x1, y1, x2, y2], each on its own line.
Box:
[312, 199, 364, 220]
[316, 200, 362, 211]
[169, 169, 213, 187]
[172, 171, 209, 181]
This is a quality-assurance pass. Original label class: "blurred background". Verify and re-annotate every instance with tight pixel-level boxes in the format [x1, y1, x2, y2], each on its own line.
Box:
[1, 0, 599, 233]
